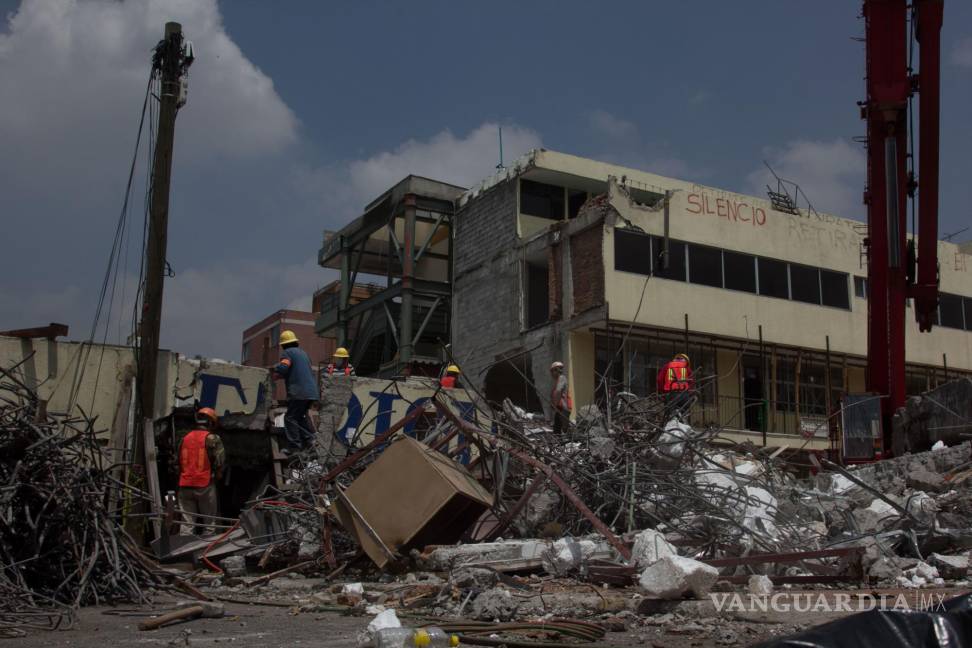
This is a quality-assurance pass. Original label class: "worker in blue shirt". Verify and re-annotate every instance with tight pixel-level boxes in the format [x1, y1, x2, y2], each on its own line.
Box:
[273, 330, 319, 454]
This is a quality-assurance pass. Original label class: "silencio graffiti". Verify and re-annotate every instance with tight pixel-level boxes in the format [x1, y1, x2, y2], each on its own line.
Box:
[687, 192, 767, 227]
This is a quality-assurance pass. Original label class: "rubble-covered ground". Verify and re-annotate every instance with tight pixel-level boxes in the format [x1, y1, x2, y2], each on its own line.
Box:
[4, 361, 972, 646]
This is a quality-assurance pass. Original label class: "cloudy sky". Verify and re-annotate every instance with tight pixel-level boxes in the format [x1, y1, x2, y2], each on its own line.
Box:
[1, 0, 970, 360]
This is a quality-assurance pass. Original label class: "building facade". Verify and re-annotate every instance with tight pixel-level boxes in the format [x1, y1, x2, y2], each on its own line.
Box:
[451, 150, 972, 453]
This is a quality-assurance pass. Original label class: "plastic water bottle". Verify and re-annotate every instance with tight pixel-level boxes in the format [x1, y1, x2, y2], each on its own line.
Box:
[410, 627, 458, 647]
[368, 626, 459, 647]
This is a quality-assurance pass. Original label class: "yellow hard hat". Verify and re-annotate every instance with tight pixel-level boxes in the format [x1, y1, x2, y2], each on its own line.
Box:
[333, 347, 350, 359]
[446, 364, 460, 374]
[279, 330, 298, 345]
[675, 353, 689, 363]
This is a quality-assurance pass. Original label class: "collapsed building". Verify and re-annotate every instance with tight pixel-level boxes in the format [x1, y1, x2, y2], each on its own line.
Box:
[2, 151, 972, 644]
[448, 150, 972, 458]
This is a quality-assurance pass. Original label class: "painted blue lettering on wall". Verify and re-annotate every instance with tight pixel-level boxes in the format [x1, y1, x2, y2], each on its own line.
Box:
[198, 374, 247, 413]
[336, 393, 363, 444]
[369, 391, 404, 435]
[404, 397, 432, 437]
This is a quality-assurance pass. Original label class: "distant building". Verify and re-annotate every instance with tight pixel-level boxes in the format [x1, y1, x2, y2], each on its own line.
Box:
[242, 281, 381, 400]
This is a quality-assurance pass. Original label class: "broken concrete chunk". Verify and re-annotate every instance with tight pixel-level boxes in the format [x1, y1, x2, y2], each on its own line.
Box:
[896, 561, 945, 588]
[450, 567, 498, 589]
[928, 553, 970, 579]
[747, 574, 774, 596]
[542, 537, 605, 576]
[631, 529, 677, 568]
[853, 499, 899, 533]
[906, 468, 946, 493]
[638, 555, 719, 599]
[220, 555, 246, 578]
[470, 587, 518, 621]
[868, 556, 919, 582]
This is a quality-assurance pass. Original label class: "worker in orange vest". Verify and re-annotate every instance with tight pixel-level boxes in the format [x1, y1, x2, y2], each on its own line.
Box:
[550, 361, 573, 435]
[657, 353, 695, 417]
[325, 347, 356, 377]
[176, 407, 225, 535]
[439, 364, 461, 389]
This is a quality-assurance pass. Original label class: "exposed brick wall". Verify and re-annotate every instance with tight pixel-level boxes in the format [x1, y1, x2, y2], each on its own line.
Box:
[452, 180, 522, 381]
[571, 226, 605, 315]
[548, 243, 563, 322]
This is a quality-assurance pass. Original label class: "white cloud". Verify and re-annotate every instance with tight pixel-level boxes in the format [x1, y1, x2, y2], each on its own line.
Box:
[746, 138, 866, 220]
[294, 122, 542, 223]
[161, 257, 331, 360]
[0, 0, 298, 174]
[587, 109, 691, 179]
[952, 36, 972, 68]
[347, 123, 541, 203]
[589, 110, 638, 140]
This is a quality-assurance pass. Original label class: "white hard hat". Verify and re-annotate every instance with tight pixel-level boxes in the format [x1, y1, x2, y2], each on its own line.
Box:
[550, 361, 564, 370]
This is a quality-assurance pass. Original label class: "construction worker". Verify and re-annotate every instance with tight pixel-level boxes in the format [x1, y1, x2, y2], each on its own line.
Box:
[273, 330, 319, 454]
[440, 364, 461, 389]
[176, 407, 225, 535]
[325, 347, 356, 377]
[549, 361, 572, 436]
[657, 353, 695, 417]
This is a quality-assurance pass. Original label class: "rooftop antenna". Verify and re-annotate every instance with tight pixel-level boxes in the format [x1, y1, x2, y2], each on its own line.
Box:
[763, 160, 819, 218]
[496, 126, 505, 169]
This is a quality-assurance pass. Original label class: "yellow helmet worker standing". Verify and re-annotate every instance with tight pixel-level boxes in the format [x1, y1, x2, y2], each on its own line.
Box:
[440, 364, 461, 389]
[326, 347, 355, 377]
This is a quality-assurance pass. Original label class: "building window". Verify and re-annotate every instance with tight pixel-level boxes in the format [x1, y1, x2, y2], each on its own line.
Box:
[270, 324, 280, 347]
[723, 251, 757, 294]
[520, 179, 564, 220]
[242, 342, 249, 363]
[939, 293, 965, 330]
[688, 244, 723, 288]
[790, 263, 821, 305]
[567, 189, 588, 219]
[594, 334, 624, 407]
[525, 261, 550, 328]
[965, 297, 972, 332]
[775, 358, 795, 413]
[615, 229, 652, 275]
[820, 270, 850, 309]
[758, 257, 789, 299]
[798, 361, 828, 417]
[854, 276, 867, 299]
[651, 236, 687, 281]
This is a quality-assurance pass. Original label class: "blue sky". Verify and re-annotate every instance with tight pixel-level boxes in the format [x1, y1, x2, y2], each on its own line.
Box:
[1, 0, 970, 359]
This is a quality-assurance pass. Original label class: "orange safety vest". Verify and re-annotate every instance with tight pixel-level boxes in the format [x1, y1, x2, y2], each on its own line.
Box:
[440, 375, 457, 389]
[661, 359, 692, 392]
[179, 429, 212, 488]
[326, 363, 352, 376]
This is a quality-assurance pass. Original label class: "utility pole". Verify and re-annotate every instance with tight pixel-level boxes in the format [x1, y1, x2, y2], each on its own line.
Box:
[134, 22, 192, 541]
[138, 22, 193, 420]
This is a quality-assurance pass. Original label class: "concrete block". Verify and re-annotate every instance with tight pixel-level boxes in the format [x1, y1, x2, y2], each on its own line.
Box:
[868, 556, 918, 582]
[853, 499, 899, 533]
[906, 469, 947, 493]
[220, 555, 246, 578]
[638, 555, 719, 599]
[928, 553, 970, 579]
[631, 529, 677, 568]
[471, 587, 518, 621]
[747, 574, 774, 596]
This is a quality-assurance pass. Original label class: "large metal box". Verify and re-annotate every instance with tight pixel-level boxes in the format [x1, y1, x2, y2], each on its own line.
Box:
[332, 437, 493, 568]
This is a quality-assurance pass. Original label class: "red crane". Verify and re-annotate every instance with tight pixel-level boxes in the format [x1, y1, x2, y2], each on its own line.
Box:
[862, 0, 943, 457]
